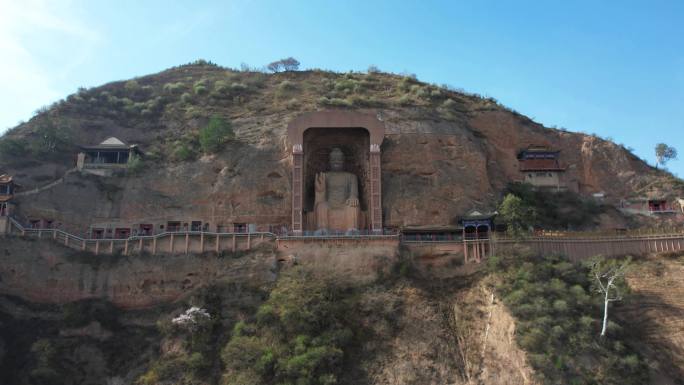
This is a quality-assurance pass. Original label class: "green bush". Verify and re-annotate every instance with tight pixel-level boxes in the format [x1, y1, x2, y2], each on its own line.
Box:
[285, 98, 300, 110]
[0, 137, 29, 159]
[221, 269, 355, 385]
[199, 116, 234, 154]
[193, 79, 209, 95]
[127, 154, 144, 175]
[492, 253, 648, 384]
[27, 120, 72, 159]
[347, 95, 385, 107]
[172, 143, 196, 161]
[278, 80, 296, 92]
[504, 182, 603, 230]
[124, 79, 140, 92]
[317, 97, 352, 107]
[163, 82, 185, 94]
[441, 98, 459, 110]
[333, 78, 359, 93]
[180, 92, 193, 104]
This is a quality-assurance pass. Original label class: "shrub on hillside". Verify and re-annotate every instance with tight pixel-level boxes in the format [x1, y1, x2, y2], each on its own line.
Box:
[347, 95, 385, 108]
[26, 120, 72, 160]
[221, 269, 354, 385]
[498, 193, 535, 238]
[172, 143, 194, 161]
[278, 80, 296, 92]
[127, 154, 144, 175]
[317, 97, 351, 107]
[124, 80, 140, 92]
[0, 137, 29, 159]
[163, 82, 185, 94]
[180, 92, 193, 104]
[490, 253, 648, 384]
[504, 182, 603, 230]
[193, 80, 209, 95]
[199, 116, 234, 154]
[367, 65, 381, 74]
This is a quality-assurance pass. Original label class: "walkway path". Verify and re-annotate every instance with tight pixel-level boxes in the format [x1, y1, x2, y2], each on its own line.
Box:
[14, 167, 78, 197]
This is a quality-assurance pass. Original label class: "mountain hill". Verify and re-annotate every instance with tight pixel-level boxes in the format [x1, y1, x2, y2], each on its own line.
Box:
[1, 60, 682, 233]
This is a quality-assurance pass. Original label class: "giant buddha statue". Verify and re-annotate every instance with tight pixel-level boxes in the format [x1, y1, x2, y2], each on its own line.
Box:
[314, 148, 360, 232]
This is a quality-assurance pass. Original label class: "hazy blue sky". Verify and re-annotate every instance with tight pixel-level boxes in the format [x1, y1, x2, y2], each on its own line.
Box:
[1, 0, 682, 175]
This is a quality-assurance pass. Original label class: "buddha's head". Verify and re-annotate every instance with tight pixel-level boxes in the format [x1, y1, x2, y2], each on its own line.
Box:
[329, 148, 345, 171]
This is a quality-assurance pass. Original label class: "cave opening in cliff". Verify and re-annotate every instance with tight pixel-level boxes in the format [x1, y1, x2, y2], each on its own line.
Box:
[302, 127, 370, 230]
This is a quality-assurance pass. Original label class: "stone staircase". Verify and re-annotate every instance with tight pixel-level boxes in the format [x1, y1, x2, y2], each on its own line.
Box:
[620, 256, 684, 378]
[14, 167, 78, 197]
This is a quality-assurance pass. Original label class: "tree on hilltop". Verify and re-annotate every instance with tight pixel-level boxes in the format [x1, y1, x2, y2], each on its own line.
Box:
[655, 143, 677, 169]
[267, 57, 300, 73]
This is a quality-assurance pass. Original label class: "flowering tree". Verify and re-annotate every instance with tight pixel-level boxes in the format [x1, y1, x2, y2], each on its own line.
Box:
[172, 306, 211, 333]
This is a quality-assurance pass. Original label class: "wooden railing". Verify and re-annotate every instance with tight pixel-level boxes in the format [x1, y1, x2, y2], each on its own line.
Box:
[5, 215, 684, 260]
[6, 217, 276, 255]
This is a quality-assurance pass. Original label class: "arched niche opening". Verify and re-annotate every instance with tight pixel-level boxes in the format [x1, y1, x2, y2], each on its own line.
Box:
[302, 127, 370, 230]
[287, 111, 385, 234]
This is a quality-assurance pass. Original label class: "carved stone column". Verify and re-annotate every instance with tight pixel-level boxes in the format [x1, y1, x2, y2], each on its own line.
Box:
[292, 144, 303, 234]
[370, 144, 382, 233]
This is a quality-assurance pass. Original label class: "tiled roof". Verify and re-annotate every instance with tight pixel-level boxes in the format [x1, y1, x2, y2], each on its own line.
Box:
[0, 174, 12, 184]
[519, 159, 564, 171]
[80, 137, 138, 150]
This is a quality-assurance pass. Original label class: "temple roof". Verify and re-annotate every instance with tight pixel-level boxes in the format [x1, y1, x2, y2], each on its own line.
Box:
[401, 224, 461, 232]
[0, 174, 13, 184]
[522, 145, 559, 153]
[519, 158, 565, 171]
[80, 137, 139, 151]
[460, 209, 498, 221]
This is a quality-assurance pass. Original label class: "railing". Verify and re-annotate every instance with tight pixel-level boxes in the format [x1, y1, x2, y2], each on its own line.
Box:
[6, 213, 684, 260]
[494, 232, 684, 243]
[280, 229, 399, 240]
[7, 216, 277, 251]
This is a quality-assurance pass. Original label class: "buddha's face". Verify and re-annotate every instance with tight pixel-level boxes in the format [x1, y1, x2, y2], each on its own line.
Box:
[329, 149, 344, 171]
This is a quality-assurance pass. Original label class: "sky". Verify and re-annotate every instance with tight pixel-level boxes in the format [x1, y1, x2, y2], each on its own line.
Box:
[1, 0, 682, 175]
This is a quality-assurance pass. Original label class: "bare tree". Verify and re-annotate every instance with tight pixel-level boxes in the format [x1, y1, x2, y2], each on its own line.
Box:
[281, 57, 300, 71]
[590, 257, 630, 337]
[266, 61, 281, 73]
[655, 143, 677, 169]
[267, 57, 300, 73]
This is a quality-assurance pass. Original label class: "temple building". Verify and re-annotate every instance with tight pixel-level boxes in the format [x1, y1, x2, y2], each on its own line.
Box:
[77, 137, 142, 176]
[0, 174, 16, 217]
[517, 145, 566, 190]
[459, 210, 498, 240]
[620, 197, 679, 216]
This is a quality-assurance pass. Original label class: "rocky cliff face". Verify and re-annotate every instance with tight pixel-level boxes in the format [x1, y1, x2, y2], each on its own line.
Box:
[0, 238, 276, 309]
[1, 62, 681, 231]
